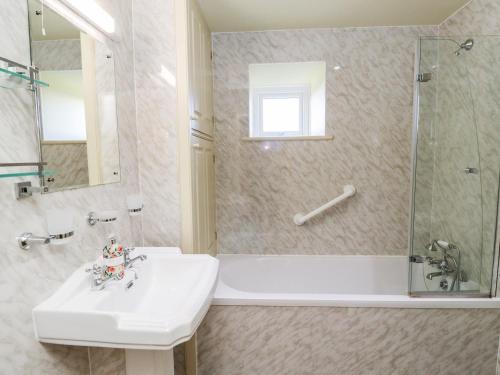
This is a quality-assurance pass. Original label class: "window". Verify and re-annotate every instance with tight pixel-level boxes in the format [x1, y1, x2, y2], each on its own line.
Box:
[252, 86, 310, 137]
[249, 62, 326, 138]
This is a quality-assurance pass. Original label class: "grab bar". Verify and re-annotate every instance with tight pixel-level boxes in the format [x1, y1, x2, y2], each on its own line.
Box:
[293, 185, 356, 226]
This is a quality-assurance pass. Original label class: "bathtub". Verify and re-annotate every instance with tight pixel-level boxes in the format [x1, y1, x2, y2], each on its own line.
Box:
[213, 254, 500, 308]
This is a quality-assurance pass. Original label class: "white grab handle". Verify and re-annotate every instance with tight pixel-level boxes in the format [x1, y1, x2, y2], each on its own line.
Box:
[293, 185, 356, 226]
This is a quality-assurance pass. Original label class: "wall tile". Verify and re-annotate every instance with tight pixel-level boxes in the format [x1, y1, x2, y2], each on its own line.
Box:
[0, 0, 141, 373]
[31, 40, 82, 70]
[133, 0, 180, 248]
[89, 348, 125, 375]
[199, 306, 500, 375]
[437, 0, 500, 294]
[212, 26, 436, 255]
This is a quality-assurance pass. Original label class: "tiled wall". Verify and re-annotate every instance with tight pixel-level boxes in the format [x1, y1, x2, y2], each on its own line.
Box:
[0, 0, 141, 373]
[31, 39, 82, 70]
[133, 0, 181, 248]
[212, 26, 436, 255]
[430, 37, 500, 290]
[198, 306, 500, 375]
[412, 0, 500, 291]
[41, 142, 90, 189]
[203, 2, 500, 374]
[96, 0, 185, 372]
[438, 0, 500, 291]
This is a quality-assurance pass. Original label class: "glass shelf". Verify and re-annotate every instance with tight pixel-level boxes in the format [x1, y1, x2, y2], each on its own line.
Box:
[0, 67, 49, 90]
[0, 169, 56, 179]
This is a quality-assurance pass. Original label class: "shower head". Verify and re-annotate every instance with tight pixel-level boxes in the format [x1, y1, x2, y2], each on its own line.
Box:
[454, 38, 474, 56]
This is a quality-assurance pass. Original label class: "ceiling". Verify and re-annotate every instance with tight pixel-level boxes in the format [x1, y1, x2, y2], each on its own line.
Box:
[28, 0, 80, 41]
[197, 0, 471, 32]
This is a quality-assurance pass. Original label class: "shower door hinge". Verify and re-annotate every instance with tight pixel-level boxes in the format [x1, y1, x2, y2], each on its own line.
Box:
[409, 255, 426, 263]
[416, 73, 432, 83]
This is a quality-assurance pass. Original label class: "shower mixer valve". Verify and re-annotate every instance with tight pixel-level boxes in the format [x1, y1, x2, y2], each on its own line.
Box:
[423, 240, 467, 291]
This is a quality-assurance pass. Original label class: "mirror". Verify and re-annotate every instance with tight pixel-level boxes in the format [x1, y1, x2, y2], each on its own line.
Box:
[28, 0, 120, 191]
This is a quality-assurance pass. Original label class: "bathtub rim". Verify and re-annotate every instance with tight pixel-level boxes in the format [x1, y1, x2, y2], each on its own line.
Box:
[213, 291, 500, 309]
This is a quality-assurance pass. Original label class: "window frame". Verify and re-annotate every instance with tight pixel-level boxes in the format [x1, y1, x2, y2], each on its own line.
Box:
[250, 85, 311, 138]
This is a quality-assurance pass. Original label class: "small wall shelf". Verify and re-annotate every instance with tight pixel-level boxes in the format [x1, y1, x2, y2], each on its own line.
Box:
[0, 162, 54, 179]
[0, 170, 56, 179]
[0, 56, 49, 90]
[0, 67, 49, 89]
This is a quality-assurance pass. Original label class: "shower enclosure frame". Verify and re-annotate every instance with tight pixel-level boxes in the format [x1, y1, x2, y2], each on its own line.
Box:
[408, 36, 500, 298]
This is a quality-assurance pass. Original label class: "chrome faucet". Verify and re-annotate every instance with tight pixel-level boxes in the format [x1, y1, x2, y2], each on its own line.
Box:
[86, 247, 147, 291]
[85, 264, 120, 291]
[426, 240, 456, 253]
[424, 240, 466, 291]
[124, 247, 147, 269]
[426, 271, 447, 280]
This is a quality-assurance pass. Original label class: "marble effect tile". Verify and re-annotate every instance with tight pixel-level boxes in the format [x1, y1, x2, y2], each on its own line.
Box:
[86, 0, 183, 373]
[439, 0, 500, 36]
[42, 143, 89, 189]
[198, 306, 500, 375]
[497, 337, 500, 375]
[89, 348, 125, 375]
[0, 0, 141, 373]
[439, 0, 500, 295]
[429, 37, 500, 291]
[133, 0, 180, 247]
[212, 26, 436, 256]
[411, 0, 500, 292]
[31, 40, 82, 71]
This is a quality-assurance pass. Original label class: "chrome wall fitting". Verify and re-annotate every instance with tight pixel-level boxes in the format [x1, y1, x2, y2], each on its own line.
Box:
[87, 211, 118, 226]
[128, 205, 144, 215]
[416, 72, 432, 83]
[464, 167, 479, 175]
[15, 181, 49, 199]
[16, 231, 74, 250]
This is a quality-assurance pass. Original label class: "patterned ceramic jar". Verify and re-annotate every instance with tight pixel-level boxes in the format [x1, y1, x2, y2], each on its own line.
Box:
[103, 243, 125, 280]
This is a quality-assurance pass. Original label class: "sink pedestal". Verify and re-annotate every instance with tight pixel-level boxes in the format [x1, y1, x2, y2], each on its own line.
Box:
[125, 349, 174, 375]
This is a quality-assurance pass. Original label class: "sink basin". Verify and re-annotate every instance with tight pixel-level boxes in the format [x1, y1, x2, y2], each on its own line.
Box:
[33, 247, 219, 350]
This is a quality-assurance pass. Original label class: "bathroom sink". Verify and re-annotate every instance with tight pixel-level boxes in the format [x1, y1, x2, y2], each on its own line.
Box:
[33, 247, 219, 350]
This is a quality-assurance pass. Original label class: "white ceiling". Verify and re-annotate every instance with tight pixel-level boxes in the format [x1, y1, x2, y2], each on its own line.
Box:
[28, 0, 80, 41]
[197, 0, 471, 32]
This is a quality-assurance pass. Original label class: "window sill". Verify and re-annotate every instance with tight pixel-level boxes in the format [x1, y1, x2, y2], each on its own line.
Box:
[242, 135, 334, 142]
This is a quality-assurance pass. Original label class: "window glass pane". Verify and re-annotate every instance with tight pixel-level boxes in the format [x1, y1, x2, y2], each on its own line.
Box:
[262, 97, 300, 133]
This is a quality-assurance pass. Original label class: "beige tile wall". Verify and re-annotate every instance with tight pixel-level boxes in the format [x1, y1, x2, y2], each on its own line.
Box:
[0, 0, 141, 373]
[212, 26, 436, 256]
[439, 0, 500, 291]
[198, 305, 500, 375]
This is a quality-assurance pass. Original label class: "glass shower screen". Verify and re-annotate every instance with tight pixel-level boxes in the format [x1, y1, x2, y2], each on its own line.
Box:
[409, 36, 500, 297]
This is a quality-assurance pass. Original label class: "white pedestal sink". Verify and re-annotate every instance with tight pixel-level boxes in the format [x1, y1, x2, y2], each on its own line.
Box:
[33, 247, 219, 375]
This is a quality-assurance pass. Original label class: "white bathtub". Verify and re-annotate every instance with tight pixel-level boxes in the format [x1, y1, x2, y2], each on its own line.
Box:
[213, 255, 500, 308]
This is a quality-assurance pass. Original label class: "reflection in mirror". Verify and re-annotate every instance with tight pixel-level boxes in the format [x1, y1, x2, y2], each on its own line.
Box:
[28, 0, 120, 191]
